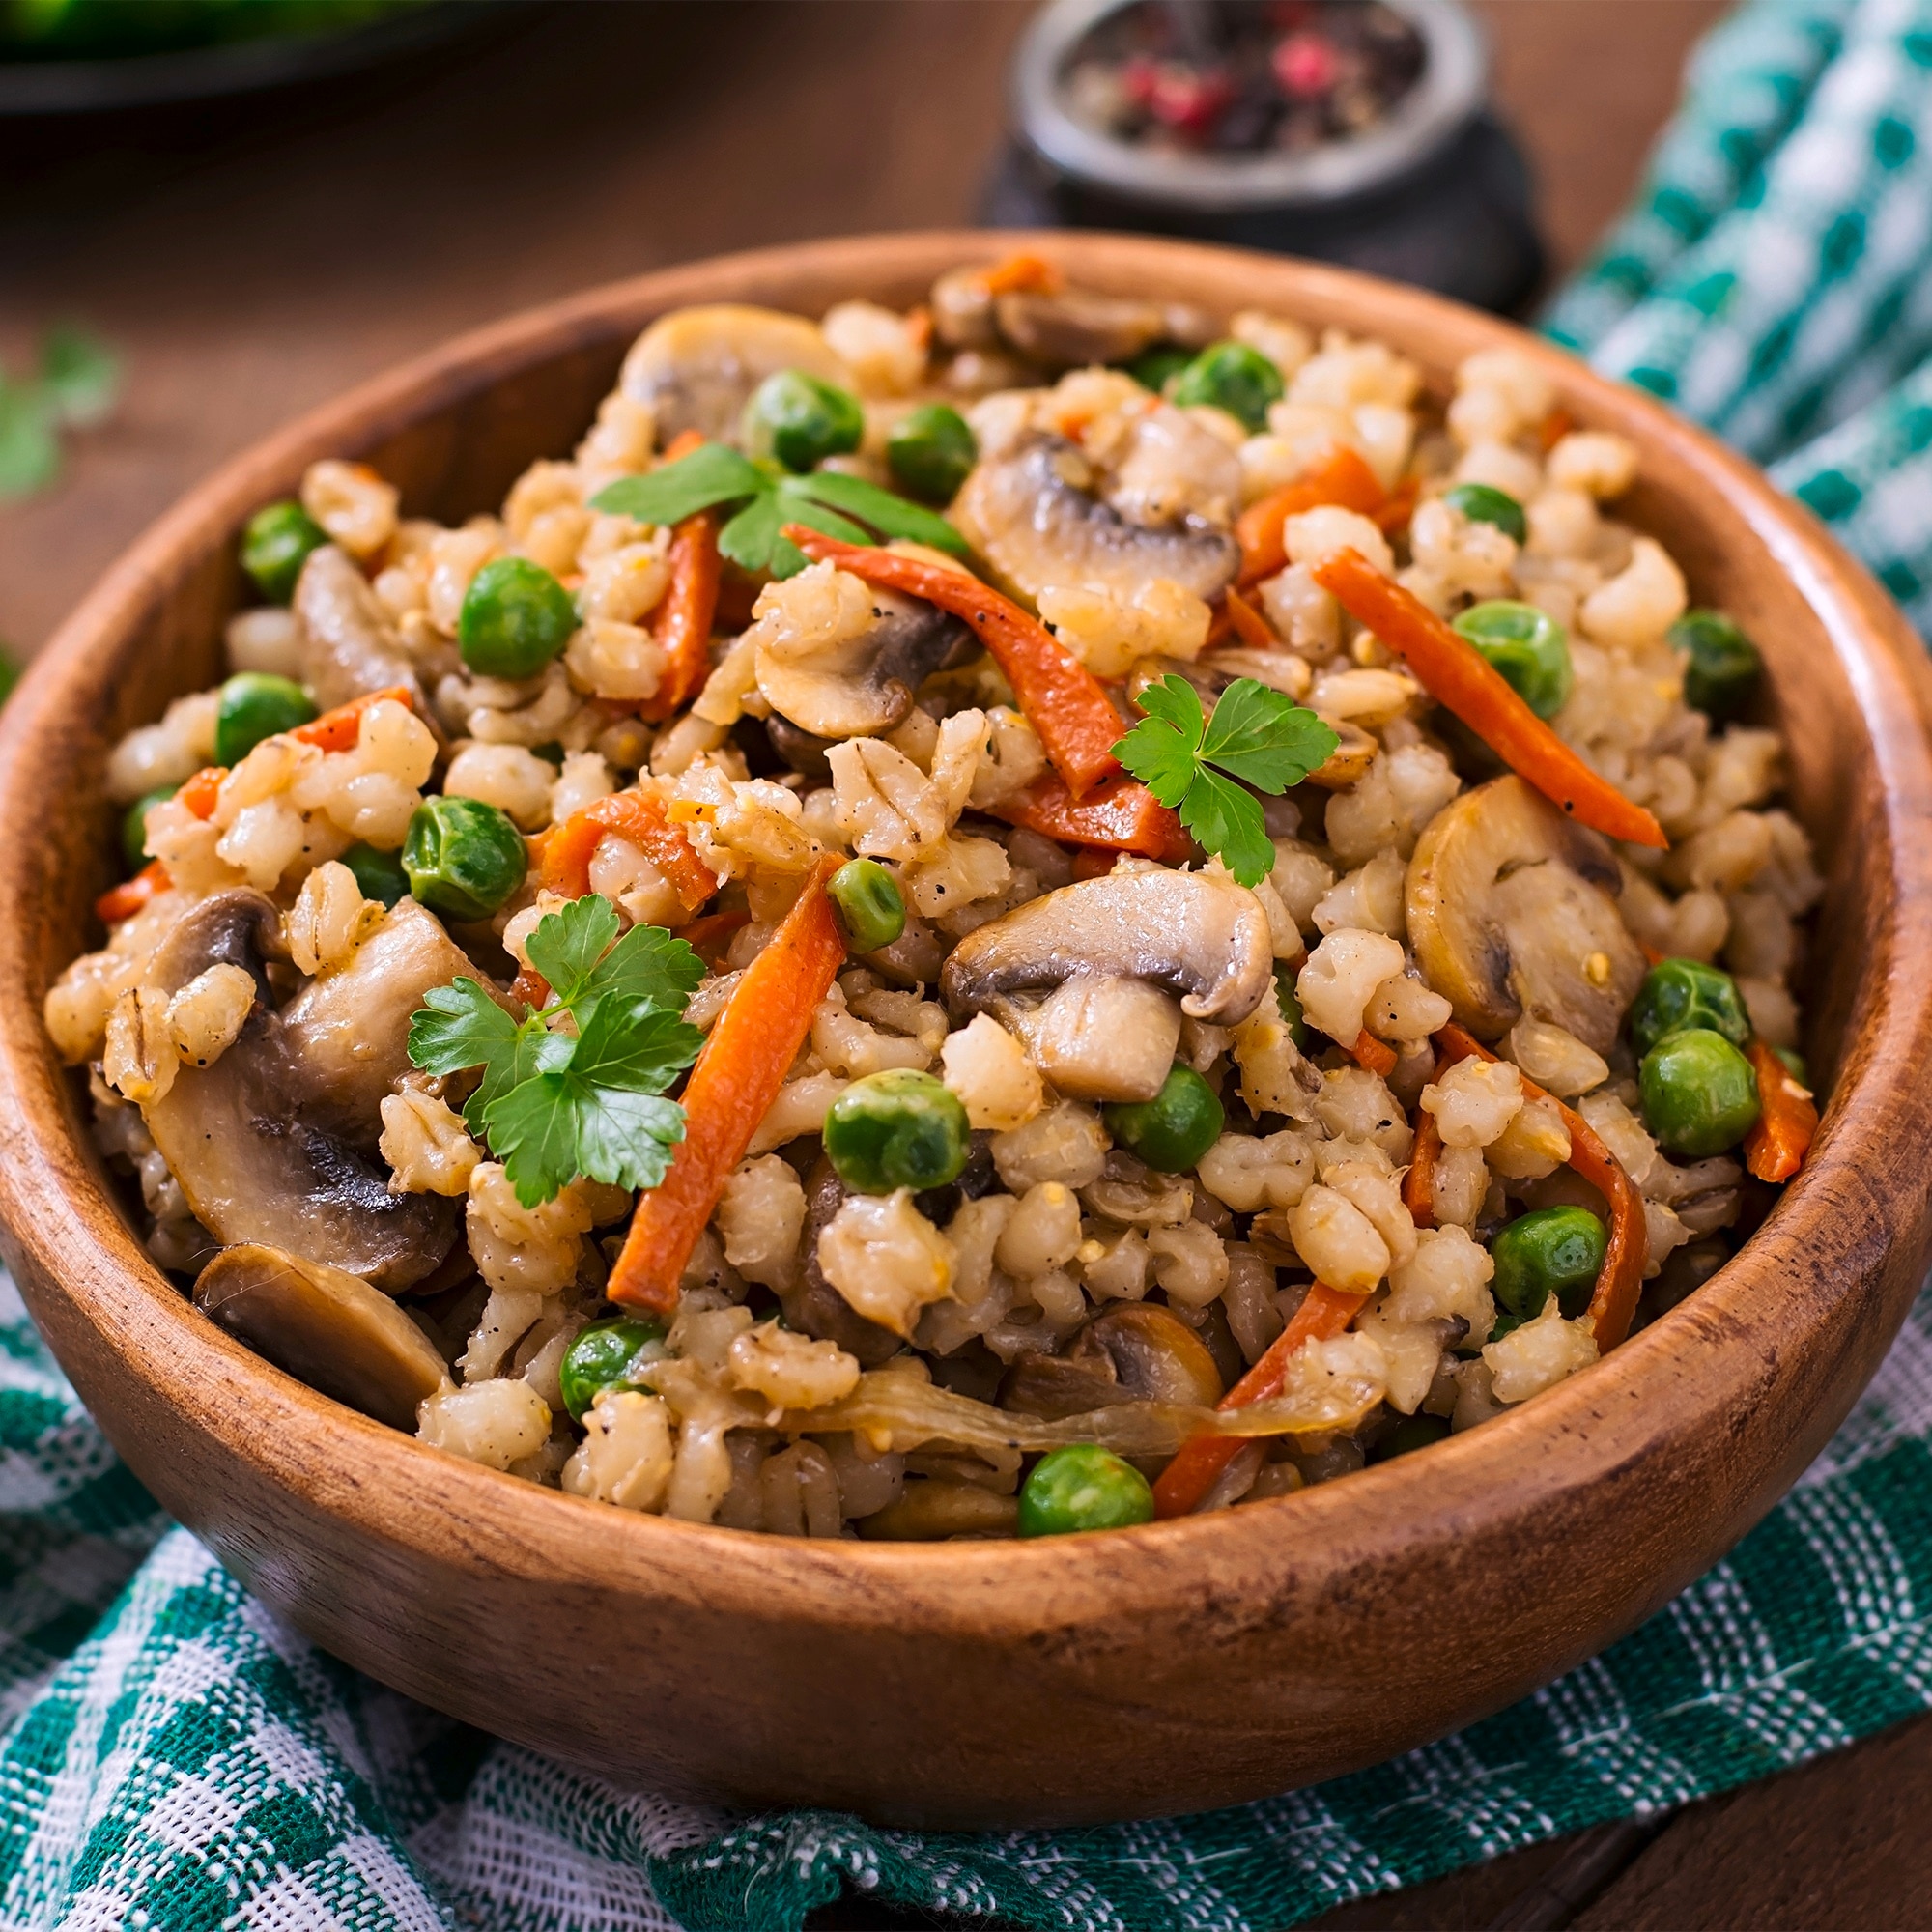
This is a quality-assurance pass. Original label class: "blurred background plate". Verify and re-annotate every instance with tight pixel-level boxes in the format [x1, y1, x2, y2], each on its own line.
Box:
[0, 0, 515, 117]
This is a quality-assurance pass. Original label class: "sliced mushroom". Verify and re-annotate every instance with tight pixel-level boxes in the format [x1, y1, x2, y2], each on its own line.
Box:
[754, 585, 975, 740]
[195, 1243, 449, 1431]
[778, 1155, 903, 1367]
[952, 432, 1239, 606]
[1406, 775, 1647, 1054]
[619, 304, 853, 446]
[998, 976, 1182, 1104]
[1000, 1303, 1224, 1420]
[294, 545, 427, 715]
[942, 867, 1273, 1026]
[929, 268, 1212, 365]
[141, 890, 458, 1289]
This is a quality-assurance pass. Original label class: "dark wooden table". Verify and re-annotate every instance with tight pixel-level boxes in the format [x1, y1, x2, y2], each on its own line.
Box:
[9, 5, 1929, 1926]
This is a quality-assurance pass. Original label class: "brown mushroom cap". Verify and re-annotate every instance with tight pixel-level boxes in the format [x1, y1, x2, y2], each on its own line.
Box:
[140, 890, 459, 1290]
[195, 1243, 449, 1430]
[618, 303, 852, 446]
[1405, 775, 1648, 1053]
[952, 432, 1240, 607]
[1000, 1303, 1225, 1420]
[754, 586, 975, 742]
[294, 546, 432, 715]
[940, 867, 1274, 1027]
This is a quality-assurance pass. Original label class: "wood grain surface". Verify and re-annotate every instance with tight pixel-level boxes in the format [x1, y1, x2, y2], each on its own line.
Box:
[0, 233, 1928, 1838]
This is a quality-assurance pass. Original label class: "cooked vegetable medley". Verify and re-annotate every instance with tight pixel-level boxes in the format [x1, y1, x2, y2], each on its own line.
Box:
[48, 258, 1824, 1539]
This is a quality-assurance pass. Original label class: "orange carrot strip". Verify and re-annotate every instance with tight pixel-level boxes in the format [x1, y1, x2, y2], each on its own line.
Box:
[292, 685, 414, 754]
[1404, 1099, 1441, 1231]
[509, 966, 550, 1011]
[1236, 444, 1387, 587]
[1349, 1030, 1398, 1077]
[1539, 409, 1575, 453]
[177, 766, 226, 819]
[1744, 1036, 1817, 1183]
[1151, 1283, 1370, 1519]
[1314, 550, 1667, 850]
[987, 770, 1192, 864]
[1220, 585, 1278, 650]
[1373, 474, 1420, 537]
[677, 908, 752, 964]
[784, 527, 1125, 798]
[639, 429, 722, 723]
[1434, 1023, 1648, 1349]
[1069, 847, 1115, 882]
[97, 860, 169, 926]
[979, 251, 1061, 296]
[608, 856, 846, 1313]
[540, 790, 717, 913]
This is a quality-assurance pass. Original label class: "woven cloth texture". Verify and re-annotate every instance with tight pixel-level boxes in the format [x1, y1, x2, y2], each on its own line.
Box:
[13, 0, 1932, 1922]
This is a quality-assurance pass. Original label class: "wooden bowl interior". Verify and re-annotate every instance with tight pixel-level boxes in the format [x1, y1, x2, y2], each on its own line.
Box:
[4, 234, 1930, 1828]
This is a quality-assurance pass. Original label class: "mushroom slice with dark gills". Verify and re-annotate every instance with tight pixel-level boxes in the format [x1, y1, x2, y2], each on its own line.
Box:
[1000, 1303, 1224, 1420]
[941, 867, 1273, 1102]
[928, 267, 1212, 367]
[294, 545, 430, 715]
[1406, 774, 1647, 1056]
[952, 431, 1240, 608]
[139, 890, 467, 1290]
[195, 1244, 449, 1430]
[753, 571, 977, 749]
[618, 303, 852, 447]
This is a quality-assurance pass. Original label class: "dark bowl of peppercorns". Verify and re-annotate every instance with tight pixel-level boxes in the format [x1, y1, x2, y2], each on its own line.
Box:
[988, 0, 1544, 315]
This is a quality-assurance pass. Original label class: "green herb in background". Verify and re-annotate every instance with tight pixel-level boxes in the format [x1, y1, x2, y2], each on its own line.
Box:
[0, 326, 121, 501]
[591, 440, 970, 580]
[406, 894, 704, 1208]
[1115, 674, 1338, 888]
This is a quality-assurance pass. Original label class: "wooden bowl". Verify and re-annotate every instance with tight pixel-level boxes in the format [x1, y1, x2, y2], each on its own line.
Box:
[2, 234, 1929, 1832]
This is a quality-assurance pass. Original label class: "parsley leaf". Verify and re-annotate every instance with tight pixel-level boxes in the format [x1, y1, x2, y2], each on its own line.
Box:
[1115, 674, 1340, 889]
[589, 440, 970, 579]
[406, 895, 705, 1207]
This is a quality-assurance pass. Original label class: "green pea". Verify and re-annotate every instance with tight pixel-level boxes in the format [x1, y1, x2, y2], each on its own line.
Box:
[1169, 340, 1285, 433]
[1452, 599, 1573, 718]
[828, 858, 905, 953]
[886, 403, 977, 503]
[1124, 343, 1194, 395]
[1017, 1443, 1154, 1537]
[122, 785, 176, 871]
[1102, 1065, 1225, 1175]
[1274, 967, 1307, 1049]
[1669, 609, 1762, 722]
[1441, 480, 1528, 544]
[400, 795, 528, 922]
[241, 499, 328, 604]
[1638, 1028, 1762, 1156]
[823, 1068, 971, 1194]
[213, 671, 317, 766]
[1491, 1206, 1608, 1321]
[558, 1316, 668, 1423]
[457, 557, 578, 680]
[337, 841, 411, 909]
[1630, 956, 1750, 1058]
[742, 368, 865, 472]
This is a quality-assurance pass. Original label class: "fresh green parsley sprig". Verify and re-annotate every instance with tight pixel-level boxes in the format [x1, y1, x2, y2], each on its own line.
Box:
[589, 441, 971, 580]
[407, 895, 705, 1209]
[1115, 675, 1339, 888]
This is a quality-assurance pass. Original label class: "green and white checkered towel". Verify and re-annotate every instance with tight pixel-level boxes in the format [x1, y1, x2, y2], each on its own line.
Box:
[14, 1, 1932, 1923]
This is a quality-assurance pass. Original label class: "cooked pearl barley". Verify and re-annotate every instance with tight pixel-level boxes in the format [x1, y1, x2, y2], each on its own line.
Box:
[817, 1190, 955, 1338]
[550, 751, 614, 825]
[379, 1090, 482, 1197]
[466, 1162, 595, 1296]
[566, 618, 666, 703]
[1231, 309, 1311, 380]
[1506, 1018, 1608, 1096]
[1483, 1298, 1599, 1404]
[823, 299, 926, 395]
[1283, 505, 1394, 577]
[1386, 1224, 1496, 1345]
[995, 1182, 1083, 1279]
[102, 986, 177, 1104]
[443, 743, 557, 831]
[1147, 1219, 1229, 1308]
[560, 1391, 674, 1510]
[224, 607, 302, 677]
[1366, 974, 1453, 1042]
[1430, 1143, 1491, 1229]
[1485, 1094, 1572, 1180]
[1321, 1159, 1416, 1269]
[1580, 536, 1686, 649]
[1287, 1184, 1390, 1293]
[419, 1378, 552, 1472]
[1038, 578, 1211, 678]
[717, 1156, 808, 1290]
[1547, 431, 1638, 500]
[726, 1323, 860, 1412]
[164, 962, 256, 1068]
[105, 692, 218, 804]
[1420, 1057, 1523, 1149]
[285, 861, 382, 976]
[1297, 929, 1406, 1043]
[990, 1100, 1109, 1192]
[940, 1013, 1043, 1131]
[301, 460, 398, 560]
[1196, 1130, 1315, 1213]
